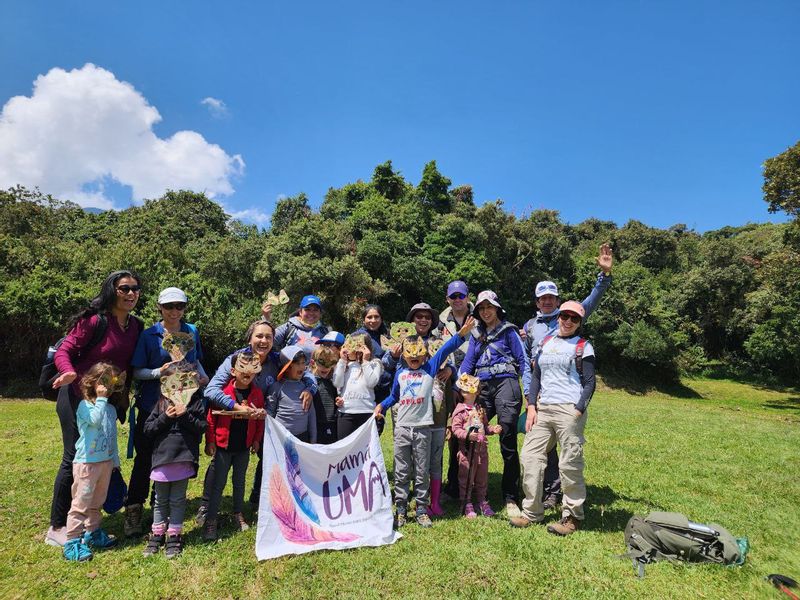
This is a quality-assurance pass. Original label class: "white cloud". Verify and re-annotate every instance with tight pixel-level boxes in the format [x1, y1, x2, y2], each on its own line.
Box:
[228, 207, 271, 226]
[0, 63, 244, 208]
[201, 96, 229, 118]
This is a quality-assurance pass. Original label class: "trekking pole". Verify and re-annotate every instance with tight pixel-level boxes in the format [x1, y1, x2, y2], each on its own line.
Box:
[461, 425, 480, 514]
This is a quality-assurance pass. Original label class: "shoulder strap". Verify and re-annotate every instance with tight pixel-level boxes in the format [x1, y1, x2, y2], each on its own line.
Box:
[84, 313, 109, 355]
[575, 338, 587, 376]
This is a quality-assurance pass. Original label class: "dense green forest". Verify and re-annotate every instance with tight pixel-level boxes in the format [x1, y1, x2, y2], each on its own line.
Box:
[2, 142, 799, 385]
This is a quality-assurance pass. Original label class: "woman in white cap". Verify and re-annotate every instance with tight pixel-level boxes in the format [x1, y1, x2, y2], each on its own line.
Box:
[458, 290, 530, 517]
[511, 300, 596, 537]
[124, 287, 208, 537]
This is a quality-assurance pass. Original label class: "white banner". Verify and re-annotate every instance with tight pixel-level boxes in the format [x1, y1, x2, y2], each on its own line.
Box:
[256, 415, 401, 560]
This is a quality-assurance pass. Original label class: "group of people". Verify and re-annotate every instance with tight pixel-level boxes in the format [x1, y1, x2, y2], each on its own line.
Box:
[45, 243, 613, 561]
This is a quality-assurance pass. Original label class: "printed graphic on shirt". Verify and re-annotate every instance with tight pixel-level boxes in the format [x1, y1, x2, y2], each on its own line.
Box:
[399, 372, 424, 405]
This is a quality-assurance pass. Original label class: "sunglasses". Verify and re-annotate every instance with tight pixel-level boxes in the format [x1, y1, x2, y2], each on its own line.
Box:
[116, 285, 142, 294]
[448, 293, 466, 300]
[161, 302, 186, 311]
[558, 313, 582, 324]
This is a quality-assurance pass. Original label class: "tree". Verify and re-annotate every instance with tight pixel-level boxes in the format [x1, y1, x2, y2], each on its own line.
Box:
[271, 193, 312, 231]
[416, 161, 452, 213]
[371, 161, 409, 202]
[763, 141, 800, 217]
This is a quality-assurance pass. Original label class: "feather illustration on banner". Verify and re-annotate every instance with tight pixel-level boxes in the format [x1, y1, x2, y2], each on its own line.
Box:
[283, 438, 320, 524]
[269, 466, 360, 545]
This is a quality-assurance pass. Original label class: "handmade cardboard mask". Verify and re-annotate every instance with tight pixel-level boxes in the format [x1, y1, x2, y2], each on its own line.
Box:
[233, 351, 263, 374]
[343, 334, 367, 354]
[266, 289, 290, 306]
[160, 371, 199, 408]
[458, 373, 480, 394]
[161, 331, 195, 362]
[402, 336, 428, 360]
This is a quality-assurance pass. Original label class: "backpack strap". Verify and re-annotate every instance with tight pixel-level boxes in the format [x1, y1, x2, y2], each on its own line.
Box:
[575, 337, 587, 378]
[83, 313, 109, 356]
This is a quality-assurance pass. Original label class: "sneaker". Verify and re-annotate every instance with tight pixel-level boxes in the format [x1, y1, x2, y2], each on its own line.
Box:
[547, 515, 581, 537]
[83, 528, 117, 549]
[45, 526, 68, 547]
[394, 505, 407, 529]
[63, 538, 93, 562]
[464, 503, 477, 519]
[479, 501, 496, 517]
[164, 533, 183, 559]
[142, 533, 165, 557]
[233, 512, 249, 531]
[195, 505, 208, 527]
[542, 495, 559, 511]
[202, 518, 218, 541]
[124, 503, 144, 537]
[415, 511, 433, 528]
[505, 499, 522, 519]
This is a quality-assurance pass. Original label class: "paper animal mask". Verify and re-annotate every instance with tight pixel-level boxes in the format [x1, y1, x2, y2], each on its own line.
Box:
[160, 371, 199, 408]
[266, 289, 290, 306]
[402, 337, 428, 360]
[457, 373, 480, 394]
[161, 331, 195, 362]
[233, 351, 263, 374]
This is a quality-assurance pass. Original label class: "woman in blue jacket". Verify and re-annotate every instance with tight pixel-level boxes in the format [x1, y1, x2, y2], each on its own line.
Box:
[459, 290, 530, 517]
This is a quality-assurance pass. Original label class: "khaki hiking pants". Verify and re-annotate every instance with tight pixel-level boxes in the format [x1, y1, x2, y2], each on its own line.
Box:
[520, 403, 587, 522]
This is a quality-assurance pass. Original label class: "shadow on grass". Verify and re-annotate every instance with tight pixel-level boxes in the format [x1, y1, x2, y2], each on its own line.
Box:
[581, 484, 665, 533]
[599, 372, 703, 399]
[762, 397, 800, 412]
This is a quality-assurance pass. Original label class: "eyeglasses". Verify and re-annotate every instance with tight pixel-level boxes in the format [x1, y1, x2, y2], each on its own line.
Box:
[414, 314, 432, 320]
[558, 313, 582, 324]
[161, 302, 186, 311]
[116, 285, 142, 294]
[448, 293, 466, 300]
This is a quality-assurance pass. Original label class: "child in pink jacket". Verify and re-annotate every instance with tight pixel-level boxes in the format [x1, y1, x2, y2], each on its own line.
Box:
[451, 374, 501, 518]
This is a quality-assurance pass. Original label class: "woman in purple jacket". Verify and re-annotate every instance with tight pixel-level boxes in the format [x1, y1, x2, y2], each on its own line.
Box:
[45, 270, 144, 547]
[458, 290, 530, 518]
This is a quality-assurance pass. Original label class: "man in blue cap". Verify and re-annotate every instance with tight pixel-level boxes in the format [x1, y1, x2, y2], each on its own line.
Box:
[438, 280, 475, 500]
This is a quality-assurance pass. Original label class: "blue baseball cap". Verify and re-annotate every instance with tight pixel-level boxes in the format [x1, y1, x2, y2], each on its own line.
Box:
[315, 331, 345, 346]
[299, 294, 322, 309]
[447, 280, 469, 297]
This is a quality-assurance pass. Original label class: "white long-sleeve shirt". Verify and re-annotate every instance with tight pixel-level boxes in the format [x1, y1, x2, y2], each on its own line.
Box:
[333, 358, 383, 414]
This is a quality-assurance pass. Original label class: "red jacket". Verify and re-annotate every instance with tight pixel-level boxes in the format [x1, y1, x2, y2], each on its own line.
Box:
[207, 380, 265, 449]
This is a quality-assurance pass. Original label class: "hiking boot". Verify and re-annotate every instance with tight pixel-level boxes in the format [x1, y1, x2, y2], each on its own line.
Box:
[202, 518, 218, 541]
[542, 495, 559, 511]
[45, 526, 67, 547]
[195, 504, 208, 527]
[415, 511, 433, 528]
[394, 505, 407, 529]
[509, 515, 537, 528]
[142, 533, 165, 557]
[505, 499, 522, 519]
[83, 528, 117, 549]
[63, 538, 93, 562]
[547, 515, 581, 537]
[124, 503, 144, 537]
[479, 501, 496, 517]
[234, 512, 249, 531]
[164, 533, 183, 559]
[464, 503, 477, 519]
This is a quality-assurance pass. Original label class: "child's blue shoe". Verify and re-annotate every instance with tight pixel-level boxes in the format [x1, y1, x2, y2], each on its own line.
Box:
[63, 538, 93, 562]
[83, 528, 117, 549]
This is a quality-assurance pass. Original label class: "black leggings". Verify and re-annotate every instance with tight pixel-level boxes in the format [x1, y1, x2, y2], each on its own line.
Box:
[125, 407, 154, 508]
[479, 377, 522, 502]
[50, 384, 80, 527]
[337, 412, 371, 441]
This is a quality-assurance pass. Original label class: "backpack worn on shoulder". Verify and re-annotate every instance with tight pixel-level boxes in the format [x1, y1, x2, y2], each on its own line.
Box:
[39, 314, 109, 401]
[623, 511, 748, 577]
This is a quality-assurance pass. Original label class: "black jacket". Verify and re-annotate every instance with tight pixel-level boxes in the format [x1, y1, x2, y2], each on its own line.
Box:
[143, 392, 207, 476]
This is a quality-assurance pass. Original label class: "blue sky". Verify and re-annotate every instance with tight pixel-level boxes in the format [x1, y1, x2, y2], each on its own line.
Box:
[1, 1, 797, 230]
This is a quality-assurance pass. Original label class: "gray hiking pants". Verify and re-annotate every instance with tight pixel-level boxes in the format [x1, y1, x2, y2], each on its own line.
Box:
[393, 425, 432, 510]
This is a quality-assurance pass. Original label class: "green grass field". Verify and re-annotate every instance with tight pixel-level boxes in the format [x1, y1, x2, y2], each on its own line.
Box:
[1, 378, 798, 599]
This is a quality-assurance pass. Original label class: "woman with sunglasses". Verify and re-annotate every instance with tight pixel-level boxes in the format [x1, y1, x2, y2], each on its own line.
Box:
[458, 290, 530, 518]
[46, 270, 145, 547]
[122, 287, 209, 537]
[511, 301, 596, 537]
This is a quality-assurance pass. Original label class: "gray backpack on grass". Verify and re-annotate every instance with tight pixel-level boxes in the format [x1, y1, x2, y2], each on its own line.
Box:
[623, 512, 748, 577]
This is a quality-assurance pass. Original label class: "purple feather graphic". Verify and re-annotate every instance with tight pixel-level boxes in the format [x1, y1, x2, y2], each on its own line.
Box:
[269, 466, 360, 545]
[283, 438, 320, 524]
